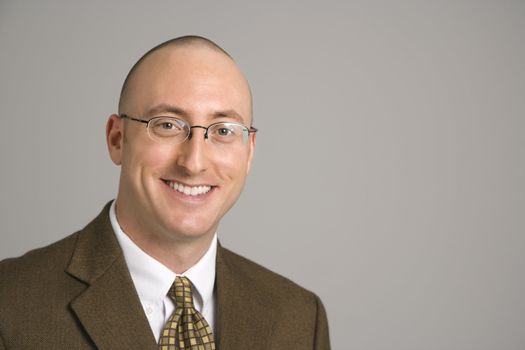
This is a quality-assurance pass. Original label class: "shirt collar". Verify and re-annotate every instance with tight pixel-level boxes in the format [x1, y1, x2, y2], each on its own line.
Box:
[109, 200, 217, 310]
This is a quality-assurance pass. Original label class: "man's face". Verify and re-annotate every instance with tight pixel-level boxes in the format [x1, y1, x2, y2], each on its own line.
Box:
[107, 46, 255, 244]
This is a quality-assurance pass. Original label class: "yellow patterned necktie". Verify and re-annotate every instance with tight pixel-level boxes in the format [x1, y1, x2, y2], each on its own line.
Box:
[158, 276, 216, 350]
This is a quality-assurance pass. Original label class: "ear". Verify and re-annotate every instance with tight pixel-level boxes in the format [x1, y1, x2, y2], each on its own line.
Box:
[246, 131, 257, 174]
[106, 114, 124, 165]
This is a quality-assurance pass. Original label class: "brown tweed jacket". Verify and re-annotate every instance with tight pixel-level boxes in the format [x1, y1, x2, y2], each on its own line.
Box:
[0, 203, 330, 349]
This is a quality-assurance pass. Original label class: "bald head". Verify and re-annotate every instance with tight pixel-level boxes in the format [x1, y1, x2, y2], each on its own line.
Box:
[118, 36, 252, 122]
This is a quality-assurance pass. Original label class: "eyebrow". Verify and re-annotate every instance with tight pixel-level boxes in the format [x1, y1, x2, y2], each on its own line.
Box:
[145, 104, 188, 118]
[212, 110, 244, 123]
[145, 104, 246, 124]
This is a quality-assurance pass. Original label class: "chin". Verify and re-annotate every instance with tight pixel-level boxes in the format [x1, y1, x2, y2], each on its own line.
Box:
[163, 217, 217, 241]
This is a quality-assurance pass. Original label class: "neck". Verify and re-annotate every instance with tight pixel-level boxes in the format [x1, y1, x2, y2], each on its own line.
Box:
[114, 202, 215, 274]
[126, 231, 214, 274]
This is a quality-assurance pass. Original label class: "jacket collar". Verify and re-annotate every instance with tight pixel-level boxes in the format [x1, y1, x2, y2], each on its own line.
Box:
[66, 201, 158, 350]
[65, 201, 275, 349]
[215, 246, 275, 350]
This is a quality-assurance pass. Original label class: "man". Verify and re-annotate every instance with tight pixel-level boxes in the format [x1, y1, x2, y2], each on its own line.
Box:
[0, 36, 330, 349]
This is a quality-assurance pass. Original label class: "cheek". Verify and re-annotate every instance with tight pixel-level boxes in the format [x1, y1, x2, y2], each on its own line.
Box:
[122, 143, 174, 178]
[215, 149, 250, 183]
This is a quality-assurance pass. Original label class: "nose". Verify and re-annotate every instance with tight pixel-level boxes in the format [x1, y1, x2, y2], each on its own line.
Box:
[174, 127, 209, 175]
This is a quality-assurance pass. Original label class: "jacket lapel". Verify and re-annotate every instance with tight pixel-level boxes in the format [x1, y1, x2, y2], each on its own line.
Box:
[65, 203, 272, 349]
[66, 202, 157, 350]
[215, 246, 274, 350]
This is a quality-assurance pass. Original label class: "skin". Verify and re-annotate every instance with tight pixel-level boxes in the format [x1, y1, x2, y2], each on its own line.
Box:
[106, 44, 255, 273]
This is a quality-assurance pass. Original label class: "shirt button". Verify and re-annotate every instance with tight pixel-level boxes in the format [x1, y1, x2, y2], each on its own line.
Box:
[146, 306, 154, 315]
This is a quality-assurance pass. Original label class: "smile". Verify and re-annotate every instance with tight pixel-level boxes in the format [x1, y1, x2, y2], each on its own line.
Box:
[163, 180, 213, 196]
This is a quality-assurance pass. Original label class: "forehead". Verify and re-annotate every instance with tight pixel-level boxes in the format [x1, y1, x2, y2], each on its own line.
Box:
[124, 45, 252, 124]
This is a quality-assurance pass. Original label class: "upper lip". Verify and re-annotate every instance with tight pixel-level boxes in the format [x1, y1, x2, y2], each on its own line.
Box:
[162, 178, 215, 188]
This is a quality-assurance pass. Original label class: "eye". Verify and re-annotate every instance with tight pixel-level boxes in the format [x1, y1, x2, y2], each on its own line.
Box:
[150, 117, 187, 138]
[209, 123, 245, 144]
[160, 122, 175, 129]
[217, 127, 234, 136]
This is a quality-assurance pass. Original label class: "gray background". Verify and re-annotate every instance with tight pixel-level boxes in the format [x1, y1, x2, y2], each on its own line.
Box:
[1, 1, 524, 349]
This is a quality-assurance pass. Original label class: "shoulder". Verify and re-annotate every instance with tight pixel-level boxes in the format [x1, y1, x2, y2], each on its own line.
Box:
[218, 246, 321, 306]
[0, 232, 80, 293]
[0, 201, 113, 287]
[0, 232, 79, 277]
[0, 230, 86, 341]
[217, 247, 331, 348]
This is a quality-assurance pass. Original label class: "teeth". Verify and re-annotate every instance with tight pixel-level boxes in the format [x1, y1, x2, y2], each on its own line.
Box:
[165, 181, 212, 196]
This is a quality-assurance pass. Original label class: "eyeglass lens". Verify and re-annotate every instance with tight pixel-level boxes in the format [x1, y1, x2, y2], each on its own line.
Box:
[147, 117, 250, 145]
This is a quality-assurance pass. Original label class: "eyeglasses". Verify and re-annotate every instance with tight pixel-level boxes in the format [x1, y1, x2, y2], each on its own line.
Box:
[119, 114, 257, 146]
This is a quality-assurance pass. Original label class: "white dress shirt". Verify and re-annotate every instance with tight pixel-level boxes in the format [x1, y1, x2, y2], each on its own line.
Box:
[109, 201, 217, 342]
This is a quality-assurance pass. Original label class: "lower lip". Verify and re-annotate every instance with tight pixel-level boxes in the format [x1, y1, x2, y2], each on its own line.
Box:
[162, 180, 215, 202]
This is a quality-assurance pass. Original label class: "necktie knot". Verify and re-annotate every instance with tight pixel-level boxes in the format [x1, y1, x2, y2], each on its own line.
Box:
[159, 276, 216, 349]
[169, 276, 194, 309]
